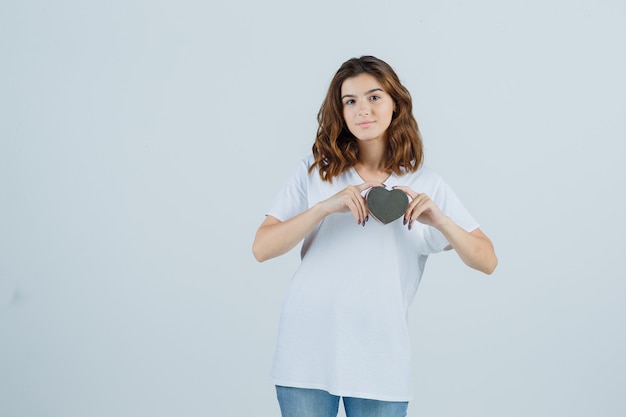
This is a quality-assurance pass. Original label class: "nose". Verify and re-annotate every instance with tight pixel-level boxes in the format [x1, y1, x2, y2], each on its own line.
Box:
[358, 101, 370, 116]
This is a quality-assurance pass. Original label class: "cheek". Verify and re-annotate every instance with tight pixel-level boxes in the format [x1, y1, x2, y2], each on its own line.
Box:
[342, 109, 354, 127]
[385, 106, 395, 122]
[342, 110, 357, 134]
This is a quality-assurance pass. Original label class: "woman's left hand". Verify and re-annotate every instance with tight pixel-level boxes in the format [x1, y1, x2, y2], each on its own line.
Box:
[393, 186, 446, 230]
[393, 186, 498, 274]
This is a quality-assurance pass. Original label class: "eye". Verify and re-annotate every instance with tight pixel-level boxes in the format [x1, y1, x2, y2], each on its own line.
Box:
[344, 99, 355, 106]
[369, 95, 381, 101]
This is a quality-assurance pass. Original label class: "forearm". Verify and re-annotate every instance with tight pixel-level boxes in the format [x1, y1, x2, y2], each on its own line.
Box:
[436, 218, 497, 274]
[252, 203, 328, 262]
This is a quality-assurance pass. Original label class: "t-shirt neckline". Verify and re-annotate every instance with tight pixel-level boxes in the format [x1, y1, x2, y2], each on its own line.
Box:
[350, 167, 396, 188]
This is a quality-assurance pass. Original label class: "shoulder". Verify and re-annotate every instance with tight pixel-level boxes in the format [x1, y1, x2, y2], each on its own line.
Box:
[302, 154, 315, 169]
[281, 154, 322, 189]
[400, 164, 444, 185]
[284, 154, 315, 177]
[292, 154, 316, 179]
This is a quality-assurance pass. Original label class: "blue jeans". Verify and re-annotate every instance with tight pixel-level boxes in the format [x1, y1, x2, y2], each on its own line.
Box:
[276, 386, 408, 417]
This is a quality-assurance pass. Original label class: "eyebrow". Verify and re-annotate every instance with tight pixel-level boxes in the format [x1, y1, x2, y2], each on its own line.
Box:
[341, 88, 384, 100]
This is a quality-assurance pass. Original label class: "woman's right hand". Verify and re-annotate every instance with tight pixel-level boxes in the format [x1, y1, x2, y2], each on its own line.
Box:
[253, 182, 382, 262]
[317, 182, 383, 225]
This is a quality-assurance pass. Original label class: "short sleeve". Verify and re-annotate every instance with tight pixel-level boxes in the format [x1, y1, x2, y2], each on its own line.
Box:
[422, 176, 480, 253]
[266, 159, 310, 221]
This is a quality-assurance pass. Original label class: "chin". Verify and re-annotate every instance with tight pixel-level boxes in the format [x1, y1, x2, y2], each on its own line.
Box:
[356, 135, 383, 142]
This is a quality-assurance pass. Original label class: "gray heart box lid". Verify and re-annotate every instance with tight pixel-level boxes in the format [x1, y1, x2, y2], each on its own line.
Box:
[366, 187, 409, 225]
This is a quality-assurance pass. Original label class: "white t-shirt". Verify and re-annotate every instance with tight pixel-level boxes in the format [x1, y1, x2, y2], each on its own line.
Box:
[267, 155, 479, 402]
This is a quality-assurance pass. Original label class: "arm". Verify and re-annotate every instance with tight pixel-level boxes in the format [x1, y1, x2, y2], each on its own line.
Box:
[394, 186, 498, 274]
[252, 206, 327, 262]
[252, 182, 383, 262]
[438, 223, 497, 274]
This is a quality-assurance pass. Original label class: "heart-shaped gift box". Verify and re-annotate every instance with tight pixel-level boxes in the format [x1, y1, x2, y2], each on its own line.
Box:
[366, 187, 409, 225]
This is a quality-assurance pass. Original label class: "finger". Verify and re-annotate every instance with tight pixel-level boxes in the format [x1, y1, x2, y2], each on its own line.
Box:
[392, 185, 418, 200]
[344, 196, 359, 224]
[358, 182, 386, 193]
[355, 186, 372, 218]
[404, 195, 422, 221]
[356, 191, 369, 225]
[351, 193, 365, 225]
[344, 190, 364, 225]
[404, 197, 428, 229]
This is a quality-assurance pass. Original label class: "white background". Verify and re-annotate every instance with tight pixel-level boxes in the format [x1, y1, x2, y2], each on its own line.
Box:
[1, 1, 625, 416]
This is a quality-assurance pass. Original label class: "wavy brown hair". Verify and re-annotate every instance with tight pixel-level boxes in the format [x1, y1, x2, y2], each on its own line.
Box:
[310, 56, 424, 182]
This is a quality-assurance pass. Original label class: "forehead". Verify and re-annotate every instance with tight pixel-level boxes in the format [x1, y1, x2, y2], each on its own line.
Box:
[340, 73, 385, 95]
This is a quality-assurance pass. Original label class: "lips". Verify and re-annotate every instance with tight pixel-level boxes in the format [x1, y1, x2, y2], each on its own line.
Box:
[358, 121, 374, 128]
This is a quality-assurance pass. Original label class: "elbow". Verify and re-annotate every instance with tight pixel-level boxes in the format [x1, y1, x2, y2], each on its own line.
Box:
[468, 251, 497, 275]
[252, 244, 268, 263]
[483, 265, 497, 275]
[252, 240, 278, 263]
[482, 254, 498, 275]
[476, 237, 497, 275]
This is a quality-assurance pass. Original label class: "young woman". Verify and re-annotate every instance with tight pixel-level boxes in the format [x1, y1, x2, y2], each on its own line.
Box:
[253, 56, 497, 417]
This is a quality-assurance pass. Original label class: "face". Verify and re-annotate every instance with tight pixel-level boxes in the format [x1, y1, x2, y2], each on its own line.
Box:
[341, 73, 395, 143]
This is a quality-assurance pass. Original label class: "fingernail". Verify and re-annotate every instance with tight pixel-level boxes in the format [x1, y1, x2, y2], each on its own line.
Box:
[365, 215, 369, 223]
[403, 218, 407, 226]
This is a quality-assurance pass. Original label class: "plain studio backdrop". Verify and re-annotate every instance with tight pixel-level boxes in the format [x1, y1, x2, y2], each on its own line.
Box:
[1, 1, 624, 416]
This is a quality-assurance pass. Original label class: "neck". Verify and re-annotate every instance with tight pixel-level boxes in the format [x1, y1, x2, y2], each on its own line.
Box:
[357, 139, 387, 171]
